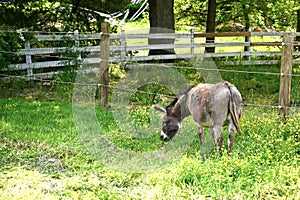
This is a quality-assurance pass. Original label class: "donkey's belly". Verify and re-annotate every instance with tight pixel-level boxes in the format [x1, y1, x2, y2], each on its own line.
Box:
[194, 112, 229, 128]
[193, 113, 213, 128]
[199, 121, 213, 128]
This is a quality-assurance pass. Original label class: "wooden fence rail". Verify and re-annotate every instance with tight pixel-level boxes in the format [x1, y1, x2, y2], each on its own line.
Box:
[3, 29, 300, 75]
[1, 26, 298, 115]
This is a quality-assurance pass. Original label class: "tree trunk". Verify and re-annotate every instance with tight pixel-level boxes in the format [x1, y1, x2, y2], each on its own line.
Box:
[205, 0, 217, 53]
[296, 9, 300, 51]
[205, 0, 216, 53]
[148, 0, 175, 55]
[242, 3, 250, 52]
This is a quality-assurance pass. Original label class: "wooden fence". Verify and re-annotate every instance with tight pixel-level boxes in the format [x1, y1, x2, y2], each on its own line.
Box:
[1, 25, 298, 115]
[3, 27, 300, 76]
[4, 30, 102, 78]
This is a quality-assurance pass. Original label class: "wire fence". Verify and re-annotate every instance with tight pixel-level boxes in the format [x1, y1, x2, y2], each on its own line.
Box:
[1, 30, 300, 114]
[126, 63, 300, 77]
[1, 72, 299, 112]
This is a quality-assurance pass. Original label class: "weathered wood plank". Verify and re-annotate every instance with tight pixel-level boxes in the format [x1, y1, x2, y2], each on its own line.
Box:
[222, 60, 280, 65]
[251, 32, 284, 36]
[16, 46, 99, 56]
[194, 32, 251, 37]
[7, 60, 71, 70]
[4, 31, 300, 74]
[35, 34, 75, 41]
[251, 42, 283, 46]
[35, 33, 103, 41]
[279, 32, 293, 118]
[99, 22, 110, 108]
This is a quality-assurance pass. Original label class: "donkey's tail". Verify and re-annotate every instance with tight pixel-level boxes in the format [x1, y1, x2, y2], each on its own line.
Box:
[223, 81, 242, 135]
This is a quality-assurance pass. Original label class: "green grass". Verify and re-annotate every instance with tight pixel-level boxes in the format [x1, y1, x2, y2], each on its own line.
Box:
[0, 98, 299, 199]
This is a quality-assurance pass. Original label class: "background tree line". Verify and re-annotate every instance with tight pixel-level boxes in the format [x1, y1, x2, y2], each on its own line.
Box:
[1, 0, 300, 66]
[1, 0, 299, 33]
[174, 0, 300, 32]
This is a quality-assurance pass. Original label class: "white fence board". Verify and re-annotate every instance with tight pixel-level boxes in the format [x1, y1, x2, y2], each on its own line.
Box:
[3, 30, 300, 77]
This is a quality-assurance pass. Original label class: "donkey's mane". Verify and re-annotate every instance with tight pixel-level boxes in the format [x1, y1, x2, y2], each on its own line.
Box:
[166, 85, 195, 110]
[179, 85, 195, 97]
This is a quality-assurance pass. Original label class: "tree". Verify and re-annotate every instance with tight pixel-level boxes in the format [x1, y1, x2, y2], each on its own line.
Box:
[148, 0, 175, 55]
[57, 0, 131, 32]
[0, 0, 59, 31]
[175, 0, 298, 32]
[0, 0, 131, 32]
[295, 2, 300, 49]
[0, 0, 131, 69]
[205, 0, 216, 53]
[266, 0, 297, 31]
[174, 0, 207, 29]
[241, 0, 250, 53]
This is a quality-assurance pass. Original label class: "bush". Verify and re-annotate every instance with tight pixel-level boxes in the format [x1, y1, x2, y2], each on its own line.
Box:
[0, 29, 24, 69]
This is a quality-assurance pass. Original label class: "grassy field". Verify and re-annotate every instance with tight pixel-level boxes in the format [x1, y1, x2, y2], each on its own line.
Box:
[0, 91, 299, 199]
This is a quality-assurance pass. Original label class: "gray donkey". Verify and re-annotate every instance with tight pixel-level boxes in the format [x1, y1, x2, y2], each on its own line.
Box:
[153, 81, 242, 154]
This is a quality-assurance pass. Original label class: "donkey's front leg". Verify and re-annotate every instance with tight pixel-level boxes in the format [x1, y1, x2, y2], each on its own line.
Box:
[198, 126, 204, 145]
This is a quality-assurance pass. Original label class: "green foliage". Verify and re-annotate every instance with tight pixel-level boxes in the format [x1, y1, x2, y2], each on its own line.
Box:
[1, 4, 300, 197]
[291, 69, 300, 104]
[0, 0, 130, 32]
[218, 64, 281, 103]
[174, 0, 208, 30]
[0, 29, 24, 69]
[124, 1, 147, 20]
[267, 0, 299, 31]
[174, 0, 300, 31]
[52, 70, 76, 102]
[1, 0, 299, 33]
[0, 0, 60, 31]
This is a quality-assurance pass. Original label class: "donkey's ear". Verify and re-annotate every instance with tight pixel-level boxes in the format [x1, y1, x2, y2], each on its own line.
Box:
[152, 105, 166, 113]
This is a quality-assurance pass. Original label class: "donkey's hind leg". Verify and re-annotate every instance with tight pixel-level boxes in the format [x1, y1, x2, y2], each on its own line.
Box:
[198, 126, 204, 145]
[228, 122, 236, 154]
[212, 125, 223, 154]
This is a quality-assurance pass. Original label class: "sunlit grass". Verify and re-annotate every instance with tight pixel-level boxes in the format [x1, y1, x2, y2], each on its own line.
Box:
[0, 98, 299, 199]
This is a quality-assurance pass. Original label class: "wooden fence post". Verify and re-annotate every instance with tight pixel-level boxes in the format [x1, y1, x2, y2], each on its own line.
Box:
[190, 28, 195, 55]
[244, 29, 251, 61]
[120, 30, 126, 68]
[99, 22, 110, 108]
[279, 32, 293, 119]
[25, 40, 33, 77]
[74, 30, 82, 67]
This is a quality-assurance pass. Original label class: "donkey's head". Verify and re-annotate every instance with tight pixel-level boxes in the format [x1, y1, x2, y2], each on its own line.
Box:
[153, 99, 182, 141]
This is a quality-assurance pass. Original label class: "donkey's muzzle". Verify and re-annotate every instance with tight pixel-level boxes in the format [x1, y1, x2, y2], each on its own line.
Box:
[160, 133, 169, 141]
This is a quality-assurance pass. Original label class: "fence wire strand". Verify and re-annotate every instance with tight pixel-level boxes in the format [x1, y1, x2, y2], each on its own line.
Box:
[128, 63, 300, 77]
[1, 47, 299, 77]
[0, 73, 299, 110]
